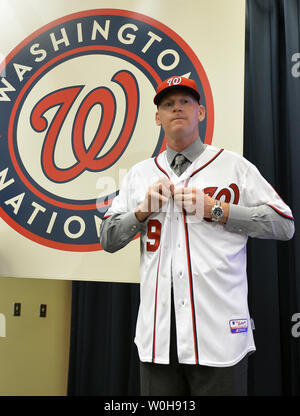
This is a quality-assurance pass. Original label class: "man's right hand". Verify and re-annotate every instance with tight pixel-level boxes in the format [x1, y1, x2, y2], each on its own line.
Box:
[135, 177, 174, 222]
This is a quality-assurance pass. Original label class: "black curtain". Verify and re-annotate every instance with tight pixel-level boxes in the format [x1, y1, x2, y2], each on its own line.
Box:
[68, 281, 140, 395]
[244, 0, 300, 395]
[67, 0, 300, 396]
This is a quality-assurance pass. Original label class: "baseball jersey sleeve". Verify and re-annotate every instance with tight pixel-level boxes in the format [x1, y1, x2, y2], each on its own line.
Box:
[103, 168, 135, 216]
[100, 167, 144, 252]
[226, 161, 294, 240]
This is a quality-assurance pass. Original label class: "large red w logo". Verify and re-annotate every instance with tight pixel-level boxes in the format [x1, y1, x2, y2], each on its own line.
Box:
[30, 70, 139, 183]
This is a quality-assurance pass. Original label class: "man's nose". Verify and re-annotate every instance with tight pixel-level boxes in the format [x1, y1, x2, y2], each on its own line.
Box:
[173, 100, 183, 111]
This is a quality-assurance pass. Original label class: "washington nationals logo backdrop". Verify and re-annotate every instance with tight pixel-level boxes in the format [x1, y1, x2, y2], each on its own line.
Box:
[0, 9, 214, 252]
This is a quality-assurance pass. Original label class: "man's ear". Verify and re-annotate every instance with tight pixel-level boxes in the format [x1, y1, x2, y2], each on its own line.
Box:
[155, 111, 162, 126]
[198, 105, 206, 122]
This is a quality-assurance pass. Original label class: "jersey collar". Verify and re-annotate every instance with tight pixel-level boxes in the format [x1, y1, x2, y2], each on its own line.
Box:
[166, 137, 207, 166]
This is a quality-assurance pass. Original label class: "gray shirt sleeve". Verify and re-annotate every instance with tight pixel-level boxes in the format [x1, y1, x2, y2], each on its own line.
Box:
[100, 211, 143, 252]
[225, 204, 294, 240]
[100, 204, 294, 252]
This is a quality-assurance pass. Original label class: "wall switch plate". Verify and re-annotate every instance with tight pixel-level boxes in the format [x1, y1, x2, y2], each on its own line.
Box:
[13, 302, 21, 316]
[40, 304, 47, 318]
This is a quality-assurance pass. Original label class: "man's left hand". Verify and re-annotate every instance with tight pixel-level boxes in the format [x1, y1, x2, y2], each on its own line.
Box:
[173, 187, 229, 223]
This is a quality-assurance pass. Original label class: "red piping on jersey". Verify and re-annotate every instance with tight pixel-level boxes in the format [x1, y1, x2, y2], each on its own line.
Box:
[189, 149, 224, 178]
[155, 150, 224, 180]
[154, 156, 170, 178]
[267, 204, 294, 220]
[152, 248, 162, 363]
[182, 209, 199, 364]
[263, 182, 294, 220]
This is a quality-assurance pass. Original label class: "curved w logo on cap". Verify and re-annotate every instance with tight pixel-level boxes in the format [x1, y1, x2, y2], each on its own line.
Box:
[167, 76, 182, 86]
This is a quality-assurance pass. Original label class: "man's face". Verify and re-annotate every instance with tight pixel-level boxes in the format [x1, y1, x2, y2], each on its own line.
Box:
[155, 90, 205, 143]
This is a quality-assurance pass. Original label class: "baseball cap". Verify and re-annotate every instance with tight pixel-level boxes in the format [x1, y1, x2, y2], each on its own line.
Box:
[154, 76, 201, 106]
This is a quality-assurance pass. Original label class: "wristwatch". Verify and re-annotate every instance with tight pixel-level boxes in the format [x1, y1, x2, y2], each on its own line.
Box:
[210, 200, 224, 222]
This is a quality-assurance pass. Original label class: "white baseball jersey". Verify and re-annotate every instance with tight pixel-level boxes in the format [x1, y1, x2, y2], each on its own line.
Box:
[104, 145, 294, 367]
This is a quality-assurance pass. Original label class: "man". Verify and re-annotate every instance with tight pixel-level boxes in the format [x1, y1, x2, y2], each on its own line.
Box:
[100, 76, 294, 396]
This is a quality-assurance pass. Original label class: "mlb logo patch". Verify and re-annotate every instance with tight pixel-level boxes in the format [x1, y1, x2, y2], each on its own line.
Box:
[229, 319, 248, 334]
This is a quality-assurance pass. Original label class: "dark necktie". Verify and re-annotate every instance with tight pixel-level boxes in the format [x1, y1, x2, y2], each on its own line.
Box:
[173, 153, 187, 176]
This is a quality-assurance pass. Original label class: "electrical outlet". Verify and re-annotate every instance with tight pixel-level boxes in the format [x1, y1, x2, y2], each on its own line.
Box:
[40, 304, 47, 318]
[13, 302, 21, 316]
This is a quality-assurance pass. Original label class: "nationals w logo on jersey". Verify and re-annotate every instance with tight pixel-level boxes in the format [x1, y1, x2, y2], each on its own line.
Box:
[0, 9, 214, 251]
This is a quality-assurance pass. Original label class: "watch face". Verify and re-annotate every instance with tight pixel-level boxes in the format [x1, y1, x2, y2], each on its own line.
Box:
[213, 207, 224, 219]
